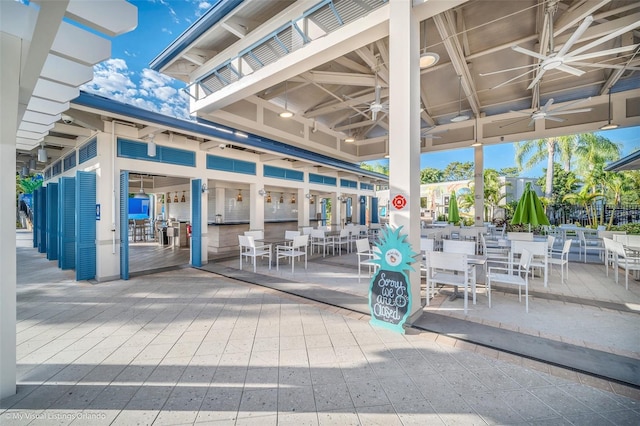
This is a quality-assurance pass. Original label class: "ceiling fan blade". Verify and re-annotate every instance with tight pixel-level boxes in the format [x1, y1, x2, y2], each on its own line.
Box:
[549, 96, 591, 113]
[511, 45, 548, 61]
[547, 107, 592, 116]
[526, 70, 547, 90]
[527, 118, 535, 127]
[544, 116, 565, 123]
[556, 64, 585, 76]
[568, 44, 640, 63]
[556, 15, 594, 57]
[569, 20, 640, 58]
[508, 109, 535, 117]
[479, 63, 537, 76]
[541, 98, 554, 113]
[491, 68, 538, 90]
[570, 61, 640, 71]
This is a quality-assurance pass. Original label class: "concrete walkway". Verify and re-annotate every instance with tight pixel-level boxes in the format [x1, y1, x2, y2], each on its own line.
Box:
[2, 231, 639, 425]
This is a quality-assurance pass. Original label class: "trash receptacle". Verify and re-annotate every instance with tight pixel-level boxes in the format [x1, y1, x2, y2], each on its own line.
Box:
[159, 227, 169, 246]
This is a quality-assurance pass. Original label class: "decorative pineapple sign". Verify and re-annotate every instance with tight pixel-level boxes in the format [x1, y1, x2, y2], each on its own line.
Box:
[368, 226, 419, 334]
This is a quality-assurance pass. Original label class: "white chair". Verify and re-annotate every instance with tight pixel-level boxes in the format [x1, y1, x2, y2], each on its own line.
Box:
[511, 240, 548, 288]
[276, 234, 309, 273]
[238, 235, 271, 273]
[284, 230, 301, 244]
[487, 249, 533, 312]
[577, 229, 604, 263]
[602, 237, 616, 278]
[244, 230, 264, 240]
[610, 240, 640, 290]
[426, 251, 474, 314]
[356, 238, 379, 282]
[480, 233, 510, 272]
[549, 239, 572, 284]
[443, 239, 475, 255]
[333, 229, 351, 255]
[310, 229, 334, 257]
[507, 232, 534, 241]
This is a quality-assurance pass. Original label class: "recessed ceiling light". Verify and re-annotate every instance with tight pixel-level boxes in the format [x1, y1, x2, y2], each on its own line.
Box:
[451, 114, 469, 122]
[279, 110, 293, 118]
[419, 52, 440, 69]
[345, 136, 355, 143]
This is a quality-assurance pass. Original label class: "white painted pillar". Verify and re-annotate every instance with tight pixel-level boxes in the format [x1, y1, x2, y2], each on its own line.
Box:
[200, 180, 209, 265]
[474, 146, 484, 225]
[215, 187, 225, 223]
[388, 0, 422, 314]
[331, 193, 341, 228]
[249, 183, 264, 231]
[297, 188, 308, 228]
[0, 31, 19, 398]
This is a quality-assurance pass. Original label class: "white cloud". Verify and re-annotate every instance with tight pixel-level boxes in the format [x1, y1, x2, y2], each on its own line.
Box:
[162, 28, 172, 35]
[82, 59, 191, 120]
[198, 2, 211, 10]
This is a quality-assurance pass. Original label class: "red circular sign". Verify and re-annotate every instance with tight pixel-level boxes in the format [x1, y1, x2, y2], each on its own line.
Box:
[392, 194, 407, 210]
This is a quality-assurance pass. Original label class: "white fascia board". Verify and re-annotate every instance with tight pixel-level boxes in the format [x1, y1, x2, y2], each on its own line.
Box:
[19, 121, 55, 133]
[65, 0, 138, 37]
[193, 6, 390, 113]
[22, 110, 61, 126]
[52, 21, 112, 66]
[0, 1, 37, 40]
[17, 129, 50, 141]
[17, 139, 44, 150]
[41, 54, 94, 87]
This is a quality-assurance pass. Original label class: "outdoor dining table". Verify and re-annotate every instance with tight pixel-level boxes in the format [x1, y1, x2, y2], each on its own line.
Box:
[446, 254, 487, 301]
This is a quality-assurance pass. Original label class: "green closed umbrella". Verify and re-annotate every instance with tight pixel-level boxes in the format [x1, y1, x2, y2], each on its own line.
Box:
[511, 182, 550, 231]
[448, 191, 460, 224]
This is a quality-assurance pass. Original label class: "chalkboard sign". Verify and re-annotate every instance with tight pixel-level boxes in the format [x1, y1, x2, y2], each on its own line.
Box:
[370, 270, 409, 325]
[368, 226, 418, 334]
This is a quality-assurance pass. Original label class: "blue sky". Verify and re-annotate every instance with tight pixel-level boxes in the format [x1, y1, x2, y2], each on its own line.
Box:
[81, 1, 640, 178]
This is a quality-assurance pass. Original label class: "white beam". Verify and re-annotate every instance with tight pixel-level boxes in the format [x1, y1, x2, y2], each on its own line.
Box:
[41, 53, 94, 87]
[32, 78, 79, 103]
[52, 20, 111, 66]
[53, 122, 93, 137]
[26, 97, 69, 116]
[64, 0, 138, 37]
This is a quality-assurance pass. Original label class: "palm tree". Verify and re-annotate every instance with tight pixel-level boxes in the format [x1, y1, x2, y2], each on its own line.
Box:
[514, 135, 576, 199]
[458, 169, 507, 221]
[574, 133, 621, 188]
[563, 189, 603, 227]
[602, 172, 628, 229]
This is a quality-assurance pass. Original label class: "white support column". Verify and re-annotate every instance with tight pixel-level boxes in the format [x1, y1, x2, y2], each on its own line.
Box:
[215, 187, 225, 223]
[331, 193, 341, 228]
[388, 1, 422, 315]
[474, 146, 484, 225]
[0, 31, 19, 399]
[297, 188, 308, 228]
[249, 183, 264, 231]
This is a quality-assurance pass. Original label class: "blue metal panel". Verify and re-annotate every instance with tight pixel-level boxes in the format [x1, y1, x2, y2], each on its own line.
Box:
[52, 161, 62, 177]
[206, 154, 256, 175]
[263, 165, 304, 181]
[78, 137, 97, 164]
[37, 187, 47, 253]
[59, 177, 76, 270]
[76, 171, 96, 281]
[346, 197, 352, 220]
[120, 171, 129, 280]
[32, 187, 39, 248]
[117, 139, 196, 167]
[191, 179, 202, 267]
[46, 183, 59, 260]
[321, 199, 327, 226]
[371, 197, 379, 224]
[63, 153, 76, 171]
[360, 196, 366, 225]
[340, 179, 357, 188]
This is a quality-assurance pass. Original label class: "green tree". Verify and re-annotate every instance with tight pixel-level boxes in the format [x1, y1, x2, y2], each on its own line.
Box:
[574, 133, 621, 191]
[602, 172, 628, 229]
[514, 135, 576, 199]
[360, 162, 389, 175]
[498, 167, 519, 177]
[536, 164, 580, 205]
[457, 169, 507, 221]
[420, 167, 443, 183]
[563, 189, 603, 228]
[442, 161, 473, 181]
[620, 170, 640, 204]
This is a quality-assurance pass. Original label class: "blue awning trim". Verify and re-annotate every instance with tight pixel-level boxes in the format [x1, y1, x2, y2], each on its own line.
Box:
[73, 91, 387, 182]
[149, 0, 245, 72]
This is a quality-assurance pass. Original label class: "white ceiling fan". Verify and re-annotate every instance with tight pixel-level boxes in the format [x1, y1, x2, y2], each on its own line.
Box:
[346, 69, 388, 120]
[421, 126, 448, 139]
[482, 11, 640, 90]
[496, 85, 592, 128]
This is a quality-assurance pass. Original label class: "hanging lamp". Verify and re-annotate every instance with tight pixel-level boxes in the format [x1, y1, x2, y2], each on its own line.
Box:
[266, 192, 272, 203]
[167, 192, 171, 203]
[181, 190, 186, 203]
[450, 75, 470, 122]
[279, 193, 284, 203]
[133, 175, 149, 199]
[173, 192, 179, 203]
[279, 80, 293, 118]
[291, 193, 296, 203]
[236, 190, 243, 202]
[419, 19, 440, 69]
[600, 89, 619, 130]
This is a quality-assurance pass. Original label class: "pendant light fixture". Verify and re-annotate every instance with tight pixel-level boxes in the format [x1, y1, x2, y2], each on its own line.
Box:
[167, 192, 171, 203]
[236, 189, 243, 202]
[266, 192, 272, 203]
[291, 193, 296, 203]
[181, 190, 186, 203]
[173, 192, 179, 203]
[134, 175, 149, 199]
[279, 80, 293, 118]
[147, 134, 156, 157]
[37, 143, 47, 162]
[419, 19, 440, 69]
[279, 193, 284, 203]
[451, 75, 470, 122]
[344, 115, 355, 143]
[600, 89, 619, 130]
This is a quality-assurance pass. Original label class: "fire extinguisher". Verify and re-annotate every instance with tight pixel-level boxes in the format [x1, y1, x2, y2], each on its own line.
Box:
[186, 224, 192, 238]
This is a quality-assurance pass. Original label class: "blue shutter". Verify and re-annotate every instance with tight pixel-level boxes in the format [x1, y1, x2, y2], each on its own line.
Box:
[46, 183, 59, 260]
[76, 171, 96, 281]
[371, 197, 379, 224]
[59, 177, 76, 270]
[120, 171, 129, 280]
[191, 179, 202, 267]
[346, 197, 352, 222]
[321, 199, 327, 226]
[37, 187, 47, 253]
[360, 196, 367, 225]
[32, 187, 39, 248]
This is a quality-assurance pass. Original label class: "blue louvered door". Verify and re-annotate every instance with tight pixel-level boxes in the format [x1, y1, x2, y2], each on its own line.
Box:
[32, 187, 39, 248]
[37, 187, 47, 253]
[360, 196, 366, 225]
[371, 197, 379, 224]
[59, 177, 76, 270]
[120, 171, 129, 280]
[76, 171, 96, 281]
[191, 179, 202, 267]
[46, 183, 59, 260]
